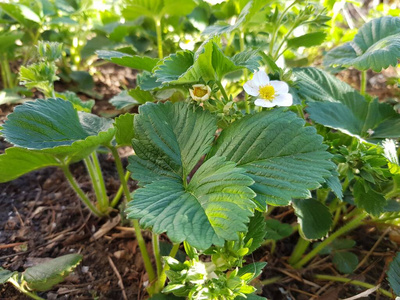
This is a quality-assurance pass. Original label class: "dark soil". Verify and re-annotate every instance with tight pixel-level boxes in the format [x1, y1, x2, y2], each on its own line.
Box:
[1, 63, 399, 299]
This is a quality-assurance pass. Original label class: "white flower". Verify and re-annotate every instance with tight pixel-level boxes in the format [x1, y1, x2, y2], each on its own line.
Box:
[243, 70, 293, 108]
[189, 84, 211, 101]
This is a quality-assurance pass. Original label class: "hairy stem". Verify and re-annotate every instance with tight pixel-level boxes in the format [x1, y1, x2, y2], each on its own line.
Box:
[360, 70, 367, 95]
[109, 147, 156, 285]
[314, 274, 393, 298]
[9, 277, 44, 300]
[153, 233, 162, 277]
[293, 212, 367, 269]
[61, 165, 103, 217]
[288, 237, 310, 265]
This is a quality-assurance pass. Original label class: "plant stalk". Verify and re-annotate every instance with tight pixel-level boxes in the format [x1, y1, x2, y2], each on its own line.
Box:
[90, 152, 109, 209]
[360, 70, 367, 95]
[314, 274, 393, 298]
[155, 18, 163, 59]
[9, 277, 44, 300]
[288, 237, 310, 265]
[83, 157, 105, 212]
[293, 212, 367, 269]
[155, 243, 180, 292]
[110, 171, 131, 208]
[216, 81, 229, 103]
[61, 165, 103, 217]
[153, 233, 163, 277]
[109, 147, 156, 285]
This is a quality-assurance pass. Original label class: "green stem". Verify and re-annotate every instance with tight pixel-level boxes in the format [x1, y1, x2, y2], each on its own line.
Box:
[109, 147, 156, 285]
[288, 237, 310, 265]
[216, 81, 229, 103]
[239, 31, 250, 114]
[293, 212, 367, 269]
[110, 171, 131, 208]
[296, 105, 305, 119]
[9, 277, 44, 300]
[61, 165, 103, 217]
[260, 276, 282, 286]
[360, 70, 367, 95]
[155, 18, 163, 59]
[0, 59, 8, 89]
[314, 274, 393, 298]
[156, 243, 180, 292]
[153, 233, 162, 277]
[90, 152, 109, 209]
[268, 1, 297, 57]
[1, 57, 13, 89]
[83, 157, 104, 211]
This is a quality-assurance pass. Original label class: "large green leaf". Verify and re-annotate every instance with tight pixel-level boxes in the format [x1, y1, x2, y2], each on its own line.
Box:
[127, 156, 256, 250]
[96, 50, 159, 72]
[209, 109, 335, 208]
[127, 102, 217, 186]
[353, 179, 386, 216]
[287, 32, 327, 49]
[22, 254, 82, 292]
[0, 3, 41, 27]
[0, 148, 60, 183]
[114, 113, 135, 147]
[388, 252, 400, 296]
[292, 198, 332, 240]
[295, 67, 400, 141]
[0, 99, 115, 182]
[324, 16, 400, 72]
[244, 211, 267, 253]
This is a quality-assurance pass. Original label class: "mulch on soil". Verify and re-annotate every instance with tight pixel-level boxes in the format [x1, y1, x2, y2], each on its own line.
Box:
[0, 63, 399, 299]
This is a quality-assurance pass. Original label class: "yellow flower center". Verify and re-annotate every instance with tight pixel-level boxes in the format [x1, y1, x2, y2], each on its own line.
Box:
[259, 85, 276, 101]
[193, 86, 208, 98]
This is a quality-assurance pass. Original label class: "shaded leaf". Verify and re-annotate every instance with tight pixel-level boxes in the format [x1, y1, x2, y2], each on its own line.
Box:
[237, 262, 267, 282]
[324, 16, 400, 71]
[333, 251, 358, 274]
[292, 198, 332, 240]
[245, 211, 267, 253]
[22, 254, 82, 292]
[353, 179, 386, 216]
[0, 268, 17, 284]
[388, 252, 400, 296]
[114, 113, 135, 147]
[264, 219, 293, 241]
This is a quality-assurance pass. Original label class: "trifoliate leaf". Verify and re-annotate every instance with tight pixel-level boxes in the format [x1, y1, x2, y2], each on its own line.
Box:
[332, 252, 358, 274]
[324, 16, 400, 72]
[388, 252, 400, 296]
[292, 198, 332, 240]
[209, 109, 335, 208]
[126, 157, 256, 250]
[295, 67, 400, 141]
[22, 254, 82, 292]
[96, 50, 159, 72]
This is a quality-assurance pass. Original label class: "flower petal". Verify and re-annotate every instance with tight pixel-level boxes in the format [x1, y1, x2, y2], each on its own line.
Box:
[243, 80, 260, 96]
[253, 70, 269, 86]
[255, 98, 276, 108]
[270, 80, 289, 94]
[273, 94, 293, 107]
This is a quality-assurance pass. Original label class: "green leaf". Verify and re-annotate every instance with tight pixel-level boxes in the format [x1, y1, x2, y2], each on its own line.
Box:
[324, 16, 400, 71]
[235, 295, 267, 300]
[325, 173, 343, 200]
[96, 50, 159, 72]
[137, 71, 163, 90]
[56, 91, 95, 113]
[0, 268, 17, 284]
[387, 252, 400, 296]
[314, 239, 356, 255]
[332, 252, 358, 274]
[114, 113, 135, 147]
[109, 90, 140, 110]
[0, 3, 41, 27]
[264, 219, 293, 241]
[353, 179, 386, 216]
[295, 67, 400, 141]
[0, 147, 60, 183]
[0, 99, 115, 182]
[209, 109, 335, 208]
[22, 254, 82, 292]
[126, 156, 256, 250]
[127, 102, 217, 186]
[287, 32, 327, 48]
[237, 262, 267, 282]
[245, 211, 267, 253]
[231, 49, 263, 73]
[383, 139, 400, 175]
[292, 198, 332, 240]
[0, 31, 23, 53]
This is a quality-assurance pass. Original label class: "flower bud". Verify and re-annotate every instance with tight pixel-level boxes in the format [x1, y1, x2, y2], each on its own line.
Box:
[189, 84, 211, 101]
